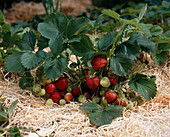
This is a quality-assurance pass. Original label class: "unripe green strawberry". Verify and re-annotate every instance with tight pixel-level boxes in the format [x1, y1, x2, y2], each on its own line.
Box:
[126, 101, 133, 109]
[66, 86, 72, 93]
[122, 107, 127, 114]
[38, 89, 46, 96]
[100, 90, 105, 96]
[101, 97, 108, 107]
[33, 84, 41, 93]
[40, 76, 52, 85]
[92, 96, 101, 104]
[135, 96, 144, 105]
[45, 99, 54, 106]
[100, 77, 110, 88]
[78, 95, 86, 103]
[59, 99, 66, 105]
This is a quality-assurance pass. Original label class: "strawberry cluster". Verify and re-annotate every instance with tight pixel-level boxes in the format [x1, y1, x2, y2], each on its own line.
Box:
[33, 56, 128, 107]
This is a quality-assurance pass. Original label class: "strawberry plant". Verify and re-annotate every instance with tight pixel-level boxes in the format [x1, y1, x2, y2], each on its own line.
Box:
[4, 4, 169, 126]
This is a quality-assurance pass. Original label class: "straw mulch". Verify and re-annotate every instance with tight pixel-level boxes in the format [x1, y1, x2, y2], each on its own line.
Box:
[3, 0, 92, 24]
[0, 58, 169, 137]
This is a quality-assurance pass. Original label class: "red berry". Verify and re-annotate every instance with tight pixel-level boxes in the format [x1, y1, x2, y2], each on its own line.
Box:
[55, 77, 68, 91]
[105, 91, 117, 104]
[116, 98, 126, 106]
[0, 121, 3, 126]
[86, 77, 99, 90]
[84, 92, 90, 99]
[50, 92, 61, 103]
[64, 93, 73, 102]
[72, 87, 81, 96]
[45, 83, 56, 94]
[91, 57, 107, 70]
[109, 74, 119, 85]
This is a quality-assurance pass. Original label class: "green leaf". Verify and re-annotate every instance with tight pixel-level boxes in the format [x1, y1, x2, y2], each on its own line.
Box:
[5, 52, 24, 73]
[21, 52, 43, 69]
[79, 103, 102, 113]
[37, 36, 49, 50]
[128, 73, 157, 101]
[66, 17, 89, 39]
[9, 126, 21, 137]
[18, 31, 36, 51]
[0, 110, 8, 121]
[160, 30, 170, 38]
[43, 57, 68, 80]
[152, 51, 169, 66]
[71, 35, 95, 56]
[110, 55, 133, 76]
[38, 13, 68, 39]
[67, 35, 81, 43]
[128, 33, 156, 53]
[96, 14, 104, 24]
[150, 25, 163, 36]
[2, 23, 11, 32]
[139, 4, 147, 21]
[8, 100, 19, 118]
[158, 43, 170, 51]
[0, 33, 20, 48]
[0, 10, 4, 24]
[115, 42, 140, 60]
[125, 20, 151, 37]
[102, 9, 123, 24]
[89, 105, 122, 126]
[49, 34, 63, 56]
[96, 32, 115, 51]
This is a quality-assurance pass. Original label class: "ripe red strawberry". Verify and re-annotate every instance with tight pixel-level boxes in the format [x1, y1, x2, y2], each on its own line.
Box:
[64, 93, 73, 102]
[86, 77, 99, 90]
[45, 83, 56, 94]
[55, 77, 68, 91]
[72, 87, 81, 96]
[91, 57, 107, 70]
[109, 74, 119, 85]
[105, 91, 117, 104]
[84, 92, 90, 99]
[116, 98, 126, 106]
[50, 92, 61, 103]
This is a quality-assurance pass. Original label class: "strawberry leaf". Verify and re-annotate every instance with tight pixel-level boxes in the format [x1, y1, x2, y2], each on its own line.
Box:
[5, 52, 24, 73]
[89, 105, 122, 126]
[8, 100, 18, 118]
[128, 73, 157, 101]
[158, 43, 170, 51]
[0, 109, 8, 121]
[37, 36, 49, 50]
[128, 33, 156, 53]
[43, 57, 67, 80]
[49, 34, 63, 56]
[96, 32, 115, 51]
[21, 52, 43, 69]
[18, 31, 36, 51]
[115, 42, 140, 60]
[79, 103, 102, 113]
[110, 55, 133, 76]
[38, 13, 68, 40]
[102, 9, 123, 24]
[66, 17, 89, 39]
[71, 35, 95, 57]
[151, 51, 169, 66]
